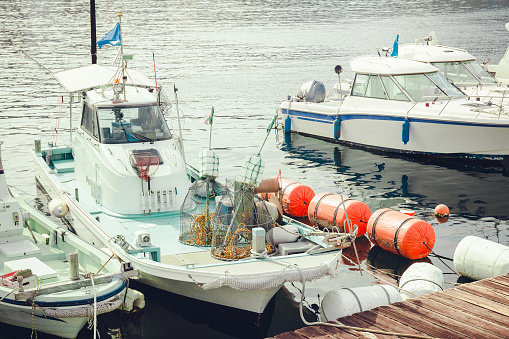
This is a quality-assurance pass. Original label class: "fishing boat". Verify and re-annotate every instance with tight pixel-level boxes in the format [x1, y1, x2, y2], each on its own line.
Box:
[280, 55, 509, 162]
[31, 13, 354, 314]
[0, 141, 137, 338]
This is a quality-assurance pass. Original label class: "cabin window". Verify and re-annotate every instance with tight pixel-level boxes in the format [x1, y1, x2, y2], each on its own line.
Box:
[426, 72, 464, 97]
[365, 75, 388, 100]
[381, 76, 410, 101]
[432, 62, 478, 85]
[351, 74, 368, 97]
[96, 104, 172, 144]
[462, 61, 498, 84]
[81, 103, 100, 141]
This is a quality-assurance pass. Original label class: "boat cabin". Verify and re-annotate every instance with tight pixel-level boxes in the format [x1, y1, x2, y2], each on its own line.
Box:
[398, 44, 498, 86]
[349, 56, 465, 102]
[81, 87, 173, 144]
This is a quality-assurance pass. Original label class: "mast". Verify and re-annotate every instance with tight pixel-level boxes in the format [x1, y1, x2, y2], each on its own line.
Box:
[90, 0, 97, 64]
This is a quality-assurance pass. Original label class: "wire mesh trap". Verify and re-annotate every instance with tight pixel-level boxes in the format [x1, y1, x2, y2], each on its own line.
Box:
[179, 178, 224, 246]
[210, 180, 277, 261]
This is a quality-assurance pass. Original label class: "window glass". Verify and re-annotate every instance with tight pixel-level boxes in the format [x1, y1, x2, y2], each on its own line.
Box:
[426, 72, 464, 97]
[431, 62, 477, 85]
[97, 105, 172, 144]
[365, 75, 388, 99]
[381, 76, 410, 101]
[81, 103, 99, 140]
[351, 74, 368, 97]
[462, 60, 498, 84]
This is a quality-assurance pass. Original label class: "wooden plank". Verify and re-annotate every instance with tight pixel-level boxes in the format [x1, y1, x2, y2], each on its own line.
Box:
[475, 280, 509, 297]
[455, 284, 509, 306]
[442, 289, 509, 316]
[425, 292, 509, 328]
[273, 332, 308, 339]
[316, 324, 362, 339]
[295, 326, 336, 339]
[405, 298, 503, 339]
[378, 304, 466, 339]
[353, 310, 432, 337]
[338, 314, 399, 339]
[488, 276, 509, 287]
[391, 301, 484, 339]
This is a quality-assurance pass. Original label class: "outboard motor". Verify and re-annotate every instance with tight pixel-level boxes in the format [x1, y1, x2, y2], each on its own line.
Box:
[298, 80, 326, 103]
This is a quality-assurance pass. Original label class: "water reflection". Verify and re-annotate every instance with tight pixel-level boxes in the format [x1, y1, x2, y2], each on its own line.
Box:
[280, 133, 509, 220]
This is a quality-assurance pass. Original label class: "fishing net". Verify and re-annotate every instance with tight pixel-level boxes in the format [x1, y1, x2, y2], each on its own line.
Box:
[210, 180, 277, 261]
[129, 150, 160, 181]
[179, 178, 224, 246]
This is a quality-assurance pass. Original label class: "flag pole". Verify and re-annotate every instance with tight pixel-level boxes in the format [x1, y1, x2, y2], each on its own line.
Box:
[118, 12, 126, 102]
[90, 0, 97, 64]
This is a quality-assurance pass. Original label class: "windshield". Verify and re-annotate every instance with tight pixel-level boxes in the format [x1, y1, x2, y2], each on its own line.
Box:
[393, 72, 464, 101]
[97, 105, 172, 144]
[431, 61, 497, 85]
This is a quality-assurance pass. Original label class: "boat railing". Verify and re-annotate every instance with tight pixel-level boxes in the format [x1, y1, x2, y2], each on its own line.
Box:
[406, 93, 508, 119]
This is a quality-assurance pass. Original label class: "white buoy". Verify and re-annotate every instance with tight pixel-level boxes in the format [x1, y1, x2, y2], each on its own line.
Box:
[48, 198, 69, 217]
[267, 224, 299, 247]
[320, 285, 402, 322]
[121, 288, 145, 312]
[454, 235, 509, 280]
[399, 262, 443, 300]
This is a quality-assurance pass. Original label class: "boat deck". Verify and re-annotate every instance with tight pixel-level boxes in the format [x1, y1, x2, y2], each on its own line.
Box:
[270, 274, 509, 339]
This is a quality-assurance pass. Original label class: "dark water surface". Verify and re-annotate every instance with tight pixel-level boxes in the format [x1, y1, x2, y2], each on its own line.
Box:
[1, 0, 509, 338]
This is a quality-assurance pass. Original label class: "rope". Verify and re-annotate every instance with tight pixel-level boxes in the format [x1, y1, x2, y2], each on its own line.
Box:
[91, 275, 98, 339]
[96, 253, 115, 274]
[423, 243, 458, 275]
[296, 254, 437, 339]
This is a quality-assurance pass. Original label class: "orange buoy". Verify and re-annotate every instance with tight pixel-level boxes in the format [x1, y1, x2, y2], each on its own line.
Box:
[366, 208, 435, 260]
[280, 178, 315, 217]
[307, 192, 371, 236]
[400, 210, 415, 216]
[434, 204, 449, 217]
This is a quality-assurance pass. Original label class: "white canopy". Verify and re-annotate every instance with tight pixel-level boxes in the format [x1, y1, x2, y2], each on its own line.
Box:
[53, 64, 155, 93]
[350, 56, 438, 75]
[399, 44, 475, 63]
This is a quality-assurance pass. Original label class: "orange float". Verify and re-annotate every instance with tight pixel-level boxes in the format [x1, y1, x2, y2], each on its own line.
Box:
[366, 208, 435, 260]
[280, 178, 315, 217]
[307, 192, 371, 236]
[434, 204, 449, 217]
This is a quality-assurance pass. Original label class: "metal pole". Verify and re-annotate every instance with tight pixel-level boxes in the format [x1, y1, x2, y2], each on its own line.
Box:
[174, 85, 186, 164]
[90, 0, 97, 64]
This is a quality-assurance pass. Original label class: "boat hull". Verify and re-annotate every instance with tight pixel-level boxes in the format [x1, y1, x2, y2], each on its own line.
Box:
[281, 102, 509, 160]
[0, 303, 87, 338]
[34, 149, 341, 314]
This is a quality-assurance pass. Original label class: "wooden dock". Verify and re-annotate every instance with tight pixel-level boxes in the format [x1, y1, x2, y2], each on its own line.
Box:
[270, 274, 509, 339]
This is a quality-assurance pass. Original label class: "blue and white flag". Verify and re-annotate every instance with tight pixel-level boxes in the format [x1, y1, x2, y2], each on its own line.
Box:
[97, 23, 121, 49]
[390, 34, 399, 57]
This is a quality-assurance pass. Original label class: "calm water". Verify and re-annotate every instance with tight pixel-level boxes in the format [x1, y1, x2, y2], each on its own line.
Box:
[1, 0, 509, 338]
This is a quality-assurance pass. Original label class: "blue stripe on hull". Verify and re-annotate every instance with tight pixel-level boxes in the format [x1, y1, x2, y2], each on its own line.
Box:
[0, 280, 126, 308]
[284, 109, 509, 128]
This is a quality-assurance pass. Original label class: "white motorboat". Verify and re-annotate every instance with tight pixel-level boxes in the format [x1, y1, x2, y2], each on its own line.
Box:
[280, 55, 509, 162]
[32, 14, 353, 315]
[0, 141, 137, 338]
[397, 39, 509, 102]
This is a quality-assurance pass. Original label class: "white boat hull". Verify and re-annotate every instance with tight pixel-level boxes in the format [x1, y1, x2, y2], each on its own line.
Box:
[281, 99, 509, 159]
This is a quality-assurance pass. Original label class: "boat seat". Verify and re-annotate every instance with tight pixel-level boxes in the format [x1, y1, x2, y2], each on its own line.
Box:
[0, 240, 40, 258]
[278, 241, 316, 256]
[53, 159, 74, 173]
[4, 257, 57, 283]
